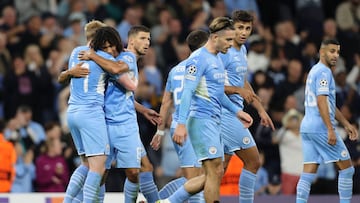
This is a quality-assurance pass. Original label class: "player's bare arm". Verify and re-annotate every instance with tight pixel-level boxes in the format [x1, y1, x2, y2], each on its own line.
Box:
[150, 91, 173, 150]
[244, 81, 275, 130]
[78, 49, 129, 74]
[317, 95, 336, 145]
[335, 107, 359, 141]
[57, 62, 89, 85]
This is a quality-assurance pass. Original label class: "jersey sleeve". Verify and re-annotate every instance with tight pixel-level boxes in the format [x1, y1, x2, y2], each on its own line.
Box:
[165, 69, 173, 93]
[177, 56, 206, 124]
[112, 52, 137, 81]
[315, 68, 331, 96]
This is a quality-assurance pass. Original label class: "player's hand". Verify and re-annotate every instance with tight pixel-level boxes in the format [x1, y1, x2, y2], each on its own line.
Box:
[259, 110, 275, 131]
[78, 49, 95, 60]
[173, 124, 187, 146]
[236, 111, 253, 128]
[143, 109, 162, 125]
[150, 134, 162, 150]
[69, 62, 89, 77]
[327, 129, 337, 145]
[345, 124, 359, 141]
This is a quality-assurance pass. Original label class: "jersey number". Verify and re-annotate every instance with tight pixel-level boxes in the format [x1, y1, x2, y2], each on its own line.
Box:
[173, 75, 184, 105]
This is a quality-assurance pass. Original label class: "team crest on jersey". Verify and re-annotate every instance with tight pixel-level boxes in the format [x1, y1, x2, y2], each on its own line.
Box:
[187, 65, 197, 75]
[319, 79, 328, 87]
[209, 146, 217, 155]
[243, 137, 251, 145]
[341, 150, 348, 158]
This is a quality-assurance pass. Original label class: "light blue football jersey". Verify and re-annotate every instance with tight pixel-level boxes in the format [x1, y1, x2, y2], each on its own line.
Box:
[178, 47, 228, 123]
[300, 62, 336, 133]
[68, 46, 115, 107]
[165, 60, 186, 128]
[104, 51, 138, 124]
[218, 46, 248, 110]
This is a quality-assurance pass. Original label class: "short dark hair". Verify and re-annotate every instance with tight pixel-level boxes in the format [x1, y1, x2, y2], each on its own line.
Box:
[186, 30, 209, 51]
[209, 17, 234, 34]
[232, 10, 253, 23]
[91, 26, 123, 53]
[321, 38, 340, 47]
[128, 25, 150, 38]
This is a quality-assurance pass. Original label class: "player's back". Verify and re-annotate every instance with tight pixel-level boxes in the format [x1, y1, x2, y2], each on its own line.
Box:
[218, 45, 247, 110]
[186, 47, 226, 120]
[104, 51, 138, 124]
[167, 60, 186, 127]
[300, 62, 336, 133]
[68, 46, 114, 108]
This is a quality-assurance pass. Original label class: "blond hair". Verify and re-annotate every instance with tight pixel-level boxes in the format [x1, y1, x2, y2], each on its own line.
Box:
[84, 20, 107, 41]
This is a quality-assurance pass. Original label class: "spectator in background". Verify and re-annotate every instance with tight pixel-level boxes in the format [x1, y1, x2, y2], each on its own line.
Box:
[142, 47, 163, 97]
[335, 0, 360, 33]
[18, 15, 43, 56]
[0, 32, 11, 119]
[300, 41, 319, 73]
[273, 109, 303, 195]
[35, 122, 69, 192]
[247, 34, 270, 74]
[24, 44, 56, 124]
[3, 56, 39, 122]
[39, 12, 63, 59]
[117, 6, 142, 46]
[0, 5, 25, 55]
[0, 119, 16, 193]
[266, 56, 286, 86]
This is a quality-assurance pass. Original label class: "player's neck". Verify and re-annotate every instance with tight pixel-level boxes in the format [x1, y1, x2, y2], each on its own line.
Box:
[233, 42, 242, 50]
[204, 41, 218, 55]
[320, 58, 330, 68]
[127, 46, 140, 60]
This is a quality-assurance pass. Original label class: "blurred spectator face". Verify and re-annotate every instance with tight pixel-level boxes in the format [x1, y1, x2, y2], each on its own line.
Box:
[270, 57, 283, 71]
[303, 42, 318, 57]
[42, 15, 59, 34]
[323, 19, 337, 39]
[12, 56, 26, 75]
[283, 21, 296, 39]
[211, 0, 227, 18]
[287, 59, 302, 81]
[257, 87, 273, 107]
[275, 22, 286, 40]
[27, 15, 42, 33]
[24, 44, 43, 69]
[125, 7, 141, 25]
[335, 71, 347, 87]
[46, 124, 62, 140]
[169, 19, 182, 36]
[284, 95, 298, 113]
[47, 138, 63, 156]
[2, 6, 17, 26]
[176, 43, 191, 61]
[159, 9, 172, 25]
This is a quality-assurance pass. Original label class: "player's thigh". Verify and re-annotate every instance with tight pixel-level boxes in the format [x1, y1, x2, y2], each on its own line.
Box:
[301, 133, 321, 164]
[170, 127, 201, 168]
[67, 111, 85, 155]
[311, 132, 351, 163]
[221, 112, 256, 154]
[108, 124, 142, 169]
[80, 110, 109, 157]
[187, 117, 224, 162]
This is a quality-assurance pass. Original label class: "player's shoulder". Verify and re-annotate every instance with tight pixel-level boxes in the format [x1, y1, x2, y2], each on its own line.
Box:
[70, 46, 88, 57]
[96, 50, 115, 60]
[311, 62, 332, 76]
[170, 60, 186, 75]
[116, 51, 136, 63]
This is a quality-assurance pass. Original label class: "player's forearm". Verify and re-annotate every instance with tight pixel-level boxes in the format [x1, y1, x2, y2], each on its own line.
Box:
[90, 53, 129, 74]
[317, 95, 333, 130]
[244, 81, 264, 113]
[158, 92, 173, 130]
[134, 101, 146, 114]
[58, 70, 71, 85]
[117, 73, 138, 91]
[224, 85, 241, 95]
[335, 107, 351, 127]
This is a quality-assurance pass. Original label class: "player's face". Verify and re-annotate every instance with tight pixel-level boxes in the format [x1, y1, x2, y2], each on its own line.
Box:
[133, 31, 150, 56]
[233, 21, 252, 45]
[102, 41, 118, 57]
[215, 29, 235, 54]
[322, 44, 340, 67]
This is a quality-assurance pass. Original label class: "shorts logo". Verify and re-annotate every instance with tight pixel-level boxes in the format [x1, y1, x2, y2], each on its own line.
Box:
[243, 137, 251, 145]
[341, 150, 348, 158]
[187, 65, 197, 75]
[209, 146, 217, 155]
